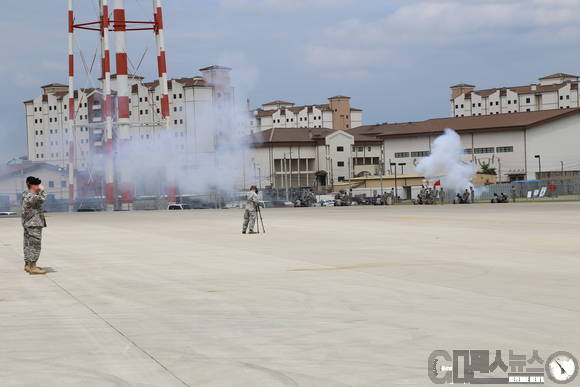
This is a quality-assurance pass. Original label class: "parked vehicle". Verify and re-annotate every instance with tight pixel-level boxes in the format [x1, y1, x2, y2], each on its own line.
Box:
[167, 204, 192, 210]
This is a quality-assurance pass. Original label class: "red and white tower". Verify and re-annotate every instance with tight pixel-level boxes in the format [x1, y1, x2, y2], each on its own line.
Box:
[100, 0, 115, 212]
[68, 0, 170, 210]
[153, 0, 176, 202]
[113, 0, 133, 211]
[67, 0, 76, 212]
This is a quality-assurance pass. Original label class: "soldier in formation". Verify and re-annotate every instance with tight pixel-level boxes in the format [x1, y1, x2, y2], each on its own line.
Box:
[21, 176, 47, 275]
[242, 185, 259, 234]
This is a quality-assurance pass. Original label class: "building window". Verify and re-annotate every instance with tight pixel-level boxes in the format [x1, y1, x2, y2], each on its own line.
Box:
[48, 181, 54, 188]
[496, 146, 513, 153]
[337, 161, 344, 167]
[490, 102, 493, 106]
[61, 181, 67, 188]
[474, 147, 494, 154]
[367, 146, 371, 151]
[145, 109, 148, 114]
[337, 176, 345, 182]
[395, 152, 409, 158]
[411, 151, 430, 157]
[179, 93, 182, 98]
[156, 108, 160, 113]
[173, 94, 177, 99]
[174, 107, 177, 112]
[478, 103, 481, 107]
[179, 106, 183, 111]
[179, 119, 183, 124]
[460, 104, 464, 108]
[464, 148, 473, 154]
[139, 110, 143, 115]
[560, 95, 564, 100]
[526, 97, 531, 103]
[174, 120, 178, 124]
[508, 100, 511, 105]
[139, 97, 143, 102]
[526, 108, 531, 112]
[336, 146, 344, 152]
[566, 95, 570, 100]
[34, 107, 37, 112]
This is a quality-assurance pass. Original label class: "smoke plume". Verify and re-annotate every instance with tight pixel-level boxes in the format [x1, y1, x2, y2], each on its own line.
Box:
[416, 129, 475, 191]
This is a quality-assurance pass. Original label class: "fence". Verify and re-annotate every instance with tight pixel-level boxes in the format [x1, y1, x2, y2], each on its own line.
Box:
[445, 179, 580, 203]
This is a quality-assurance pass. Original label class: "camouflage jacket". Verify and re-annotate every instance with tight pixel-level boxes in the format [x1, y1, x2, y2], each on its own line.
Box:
[246, 191, 259, 211]
[21, 190, 47, 228]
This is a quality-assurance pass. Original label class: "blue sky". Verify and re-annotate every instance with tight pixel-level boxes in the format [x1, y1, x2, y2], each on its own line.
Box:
[2, 0, 580, 162]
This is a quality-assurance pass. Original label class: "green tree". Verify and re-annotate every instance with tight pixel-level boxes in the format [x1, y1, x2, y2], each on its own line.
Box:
[478, 161, 496, 175]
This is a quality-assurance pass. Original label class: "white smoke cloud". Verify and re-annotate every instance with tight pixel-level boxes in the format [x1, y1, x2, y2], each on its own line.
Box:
[416, 129, 475, 192]
[113, 62, 259, 201]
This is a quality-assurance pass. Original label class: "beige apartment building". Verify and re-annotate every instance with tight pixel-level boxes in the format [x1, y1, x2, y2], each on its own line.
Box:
[451, 73, 580, 117]
[23, 66, 237, 173]
[250, 96, 363, 132]
[248, 127, 381, 189]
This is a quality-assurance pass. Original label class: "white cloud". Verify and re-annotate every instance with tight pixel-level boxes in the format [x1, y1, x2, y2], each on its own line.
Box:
[220, 0, 357, 12]
[304, 0, 580, 74]
[305, 45, 386, 68]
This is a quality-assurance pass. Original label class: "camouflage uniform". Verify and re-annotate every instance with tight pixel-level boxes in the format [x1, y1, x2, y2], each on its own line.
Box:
[242, 190, 259, 232]
[21, 190, 47, 264]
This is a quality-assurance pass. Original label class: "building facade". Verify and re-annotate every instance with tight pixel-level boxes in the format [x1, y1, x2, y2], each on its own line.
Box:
[248, 127, 382, 190]
[250, 96, 363, 132]
[450, 73, 580, 118]
[23, 65, 238, 173]
[353, 109, 580, 183]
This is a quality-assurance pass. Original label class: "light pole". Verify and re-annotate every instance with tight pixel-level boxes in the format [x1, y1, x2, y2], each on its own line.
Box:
[399, 162, 406, 175]
[560, 161, 564, 177]
[390, 162, 398, 203]
[534, 155, 541, 179]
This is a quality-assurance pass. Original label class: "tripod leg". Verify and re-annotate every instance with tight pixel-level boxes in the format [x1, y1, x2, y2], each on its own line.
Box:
[259, 207, 266, 234]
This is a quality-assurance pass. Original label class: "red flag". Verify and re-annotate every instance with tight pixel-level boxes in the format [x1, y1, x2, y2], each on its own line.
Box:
[434, 180, 441, 186]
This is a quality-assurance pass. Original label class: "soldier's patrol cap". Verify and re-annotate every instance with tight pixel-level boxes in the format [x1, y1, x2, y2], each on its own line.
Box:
[26, 176, 42, 185]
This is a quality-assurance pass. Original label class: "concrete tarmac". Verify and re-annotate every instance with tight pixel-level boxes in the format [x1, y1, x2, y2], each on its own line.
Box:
[0, 203, 579, 386]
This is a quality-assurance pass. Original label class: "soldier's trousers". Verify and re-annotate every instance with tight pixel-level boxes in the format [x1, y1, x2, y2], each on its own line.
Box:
[23, 227, 42, 264]
[243, 209, 257, 231]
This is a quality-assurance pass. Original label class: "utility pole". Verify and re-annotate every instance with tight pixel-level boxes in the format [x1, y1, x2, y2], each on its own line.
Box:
[560, 161, 564, 177]
[498, 157, 502, 183]
[390, 162, 398, 203]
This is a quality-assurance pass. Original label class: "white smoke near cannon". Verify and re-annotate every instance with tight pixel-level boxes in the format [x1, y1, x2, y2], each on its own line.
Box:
[416, 129, 475, 192]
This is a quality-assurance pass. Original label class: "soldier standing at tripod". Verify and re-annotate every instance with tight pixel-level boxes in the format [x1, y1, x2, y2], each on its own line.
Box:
[242, 185, 259, 234]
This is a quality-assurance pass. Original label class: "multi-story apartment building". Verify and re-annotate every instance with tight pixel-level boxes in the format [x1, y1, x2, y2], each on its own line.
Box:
[23, 65, 236, 173]
[249, 127, 382, 189]
[250, 96, 363, 132]
[450, 73, 580, 117]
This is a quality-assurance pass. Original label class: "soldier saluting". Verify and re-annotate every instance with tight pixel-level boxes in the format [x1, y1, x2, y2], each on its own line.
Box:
[22, 176, 47, 275]
[242, 185, 259, 234]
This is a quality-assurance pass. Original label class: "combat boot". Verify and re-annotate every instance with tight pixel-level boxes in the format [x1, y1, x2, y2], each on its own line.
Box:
[242, 230, 246, 234]
[24, 263, 31, 273]
[28, 262, 46, 275]
[248, 230, 257, 234]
